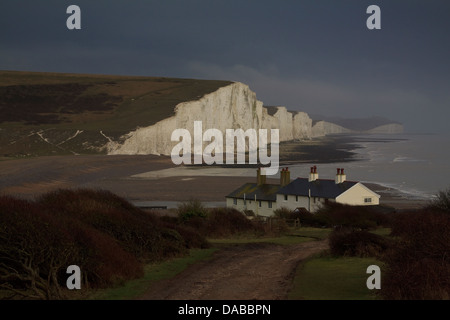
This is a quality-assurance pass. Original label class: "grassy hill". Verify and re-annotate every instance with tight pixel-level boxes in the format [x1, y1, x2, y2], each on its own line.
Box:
[0, 70, 232, 158]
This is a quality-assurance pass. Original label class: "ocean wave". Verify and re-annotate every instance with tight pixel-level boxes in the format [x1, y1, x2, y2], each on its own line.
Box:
[365, 181, 434, 200]
[392, 157, 425, 163]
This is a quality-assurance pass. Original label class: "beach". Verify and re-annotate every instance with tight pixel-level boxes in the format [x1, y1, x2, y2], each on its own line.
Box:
[0, 135, 430, 210]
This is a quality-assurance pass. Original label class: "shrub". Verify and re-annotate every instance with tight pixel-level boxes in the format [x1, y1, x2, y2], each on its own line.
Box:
[206, 208, 262, 238]
[159, 221, 210, 249]
[179, 207, 265, 238]
[1, 189, 209, 299]
[177, 199, 208, 222]
[38, 189, 190, 262]
[427, 188, 450, 213]
[314, 202, 391, 229]
[273, 207, 293, 218]
[0, 195, 143, 299]
[0, 196, 72, 299]
[297, 210, 332, 228]
[329, 229, 391, 258]
[382, 209, 450, 299]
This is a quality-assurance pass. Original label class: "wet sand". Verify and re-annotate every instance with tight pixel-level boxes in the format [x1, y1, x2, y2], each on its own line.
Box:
[0, 135, 429, 210]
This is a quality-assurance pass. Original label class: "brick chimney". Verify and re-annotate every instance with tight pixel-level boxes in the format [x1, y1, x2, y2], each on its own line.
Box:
[280, 167, 291, 187]
[340, 168, 346, 183]
[257, 167, 266, 186]
[335, 168, 346, 184]
[335, 168, 341, 184]
[308, 166, 319, 182]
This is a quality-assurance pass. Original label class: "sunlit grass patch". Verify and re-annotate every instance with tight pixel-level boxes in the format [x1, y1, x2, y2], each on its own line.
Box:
[289, 255, 383, 300]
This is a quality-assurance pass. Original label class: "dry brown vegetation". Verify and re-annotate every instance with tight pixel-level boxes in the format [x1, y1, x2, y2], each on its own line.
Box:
[0, 189, 208, 299]
[0, 189, 267, 300]
[382, 209, 450, 299]
[301, 201, 450, 300]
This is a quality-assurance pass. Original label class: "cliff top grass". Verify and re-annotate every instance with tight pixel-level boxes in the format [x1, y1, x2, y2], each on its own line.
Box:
[0, 70, 232, 132]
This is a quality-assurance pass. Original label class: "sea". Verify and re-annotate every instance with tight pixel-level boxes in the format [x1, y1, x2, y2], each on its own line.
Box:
[287, 133, 450, 200]
[132, 133, 450, 208]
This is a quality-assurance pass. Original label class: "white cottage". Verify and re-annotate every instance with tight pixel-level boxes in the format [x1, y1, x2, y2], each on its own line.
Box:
[276, 166, 380, 213]
[226, 166, 380, 216]
[225, 168, 291, 218]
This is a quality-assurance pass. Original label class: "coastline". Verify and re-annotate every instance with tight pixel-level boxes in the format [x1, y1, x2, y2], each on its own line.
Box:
[0, 135, 430, 210]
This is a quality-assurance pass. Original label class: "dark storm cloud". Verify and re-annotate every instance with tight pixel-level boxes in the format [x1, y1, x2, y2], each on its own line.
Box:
[1, 1, 449, 133]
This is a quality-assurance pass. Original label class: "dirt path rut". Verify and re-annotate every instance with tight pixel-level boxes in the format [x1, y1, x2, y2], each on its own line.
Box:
[139, 239, 329, 300]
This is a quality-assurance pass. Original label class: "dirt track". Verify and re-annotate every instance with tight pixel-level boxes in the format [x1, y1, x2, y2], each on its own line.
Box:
[139, 239, 329, 300]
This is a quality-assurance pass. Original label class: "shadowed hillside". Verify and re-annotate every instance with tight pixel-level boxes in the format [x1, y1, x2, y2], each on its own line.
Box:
[0, 71, 232, 158]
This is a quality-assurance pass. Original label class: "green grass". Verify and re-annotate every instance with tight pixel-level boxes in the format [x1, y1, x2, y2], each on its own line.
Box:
[88, 248, 217, 300]
[209, 235, 315, 246]
[209, 227, 332, 246]
[289, 255, 383, 300]
[288, 227, 332, 240]
[369, 227, 392, 237]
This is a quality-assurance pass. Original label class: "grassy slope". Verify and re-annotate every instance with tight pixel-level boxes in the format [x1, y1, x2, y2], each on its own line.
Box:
[0, 70, 232, 157]
[89, 248, 217, 300]
[288, 228, 391, 300]
[288, 255, 382, 300]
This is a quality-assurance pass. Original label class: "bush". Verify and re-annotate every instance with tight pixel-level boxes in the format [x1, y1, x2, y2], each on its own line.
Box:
[179, 206, 265, 238]
[382, 209, 450, 299]
[329, 229, 391, 258]
[0, 195, 143, 299]
[273, 207, 293, 218]
[314, 202, 391, 230]
[160, 222, 210, 249]
[206, 208, 263, 238]
[177, 199, 208, 222]
[297, 210, 332, 228]
[38, 189, 189, 262]
[0, 189, 209, 299]
[427, 188, 450, 213]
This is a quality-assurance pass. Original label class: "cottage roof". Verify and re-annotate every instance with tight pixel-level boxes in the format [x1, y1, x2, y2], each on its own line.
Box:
[277, 178, 358, 199]
[226, 183, 280, 202]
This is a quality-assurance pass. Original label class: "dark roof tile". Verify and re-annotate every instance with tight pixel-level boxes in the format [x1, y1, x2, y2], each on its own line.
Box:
[277, 178, 358, 199]
[226, 183, 280, 201]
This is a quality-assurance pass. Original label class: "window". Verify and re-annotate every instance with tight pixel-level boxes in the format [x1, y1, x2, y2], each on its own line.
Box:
[268, 201, 273, 208]
[296, 195, 299, 202]
[364, 197, 372, 203]
[284, 195, 288, 201]
[259, 201, 262, 207]
[233, 198, 237, 205]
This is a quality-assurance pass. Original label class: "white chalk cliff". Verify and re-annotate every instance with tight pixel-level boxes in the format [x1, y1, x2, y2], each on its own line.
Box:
[106, 82, 402, 155]
[366, 123, 404, 134]
[107, 82, 314, 155]
[311, 121, 352, 137]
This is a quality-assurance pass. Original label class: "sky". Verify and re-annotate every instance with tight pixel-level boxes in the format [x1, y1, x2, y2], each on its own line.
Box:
[1, 0, 449, 134]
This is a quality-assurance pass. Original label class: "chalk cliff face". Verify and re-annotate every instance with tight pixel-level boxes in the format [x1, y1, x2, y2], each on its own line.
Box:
[106, 82, 403, 156]
[366, 123, 404, 134]
[311, 121, 352, 137]
[107, 82, 314, 155]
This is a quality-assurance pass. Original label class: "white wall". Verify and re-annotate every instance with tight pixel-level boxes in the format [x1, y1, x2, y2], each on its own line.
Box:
[227, 182, 380, 218]
[226, 197, 276, 217]
[336, 183, 380, 206]
[276, 194, 326, 213]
